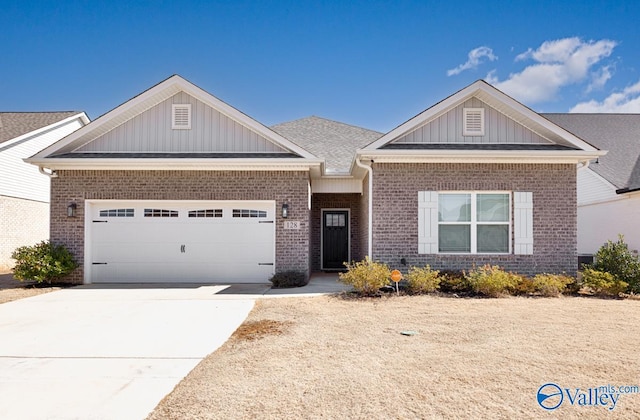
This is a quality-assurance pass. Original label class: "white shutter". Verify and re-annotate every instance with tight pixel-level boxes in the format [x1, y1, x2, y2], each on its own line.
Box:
[418, 191, 439, 254]
[513, 192, 533, 255]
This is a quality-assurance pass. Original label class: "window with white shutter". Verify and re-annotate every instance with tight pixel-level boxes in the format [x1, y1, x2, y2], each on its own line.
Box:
[172, 104, 191, 129]
[513, 192, 534, 255]
[463, 108, 484, 136]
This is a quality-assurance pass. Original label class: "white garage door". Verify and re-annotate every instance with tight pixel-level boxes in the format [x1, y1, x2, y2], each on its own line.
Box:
[87, 201, 275, 283]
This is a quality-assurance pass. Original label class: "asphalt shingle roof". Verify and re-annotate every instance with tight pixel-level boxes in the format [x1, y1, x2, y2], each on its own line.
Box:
[543, 113, 640, 191]
[271, 116, 383, 174]
[0, 112, 80, 145]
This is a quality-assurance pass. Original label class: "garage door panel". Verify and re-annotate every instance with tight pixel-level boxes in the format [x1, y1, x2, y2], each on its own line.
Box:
[89, 201, 276, 283]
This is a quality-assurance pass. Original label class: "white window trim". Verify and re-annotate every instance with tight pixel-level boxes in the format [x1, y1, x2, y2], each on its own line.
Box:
[171, 104, 192, 130]
[463, 108, 484, 136]
[438, 191, 511, 255]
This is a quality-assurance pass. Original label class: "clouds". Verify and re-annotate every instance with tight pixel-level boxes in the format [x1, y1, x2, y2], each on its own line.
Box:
[487, 37, 617, 104]
[570, 81, 640, 112]
[447, 46, 497, 76]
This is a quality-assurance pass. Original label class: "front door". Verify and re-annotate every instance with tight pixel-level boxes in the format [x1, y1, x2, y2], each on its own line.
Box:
[322, 210, 349, 270]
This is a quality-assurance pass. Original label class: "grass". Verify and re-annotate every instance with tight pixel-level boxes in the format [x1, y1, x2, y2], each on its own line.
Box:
[148, 294, 640, 419]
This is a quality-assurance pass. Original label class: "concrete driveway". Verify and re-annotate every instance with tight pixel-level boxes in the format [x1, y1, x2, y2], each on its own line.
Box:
[0, 285, 255, 420]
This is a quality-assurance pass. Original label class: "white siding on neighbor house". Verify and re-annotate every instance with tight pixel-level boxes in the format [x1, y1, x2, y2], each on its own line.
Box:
[76, 92, 289, 154]
[578, 193, 640, 255]
[393, 97, 553, 145]
[0, 118, 85, 202]
[577, 168, 619, 205]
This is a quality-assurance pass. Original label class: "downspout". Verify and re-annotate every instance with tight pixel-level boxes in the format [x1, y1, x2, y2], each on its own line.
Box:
[38, 166, 58, 178]
[355, 157, 373, 258]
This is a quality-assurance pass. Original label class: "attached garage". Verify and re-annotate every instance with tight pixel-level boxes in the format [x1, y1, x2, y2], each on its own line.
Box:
[86, 200, 275, 283]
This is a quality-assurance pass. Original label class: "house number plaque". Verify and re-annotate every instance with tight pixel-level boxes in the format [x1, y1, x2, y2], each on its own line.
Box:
[284, 221, 301, 230]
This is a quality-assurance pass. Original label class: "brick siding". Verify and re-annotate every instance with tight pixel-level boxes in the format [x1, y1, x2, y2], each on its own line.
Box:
[51, 170, 310, 284]
[371, 163, 577, 276]
[0, 196, 49, 272]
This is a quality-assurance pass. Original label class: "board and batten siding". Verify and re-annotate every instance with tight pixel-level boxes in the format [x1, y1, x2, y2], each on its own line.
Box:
[0, 118, 85, 202]
[393, 98, 553, 145]
[76, 92, 288, 154]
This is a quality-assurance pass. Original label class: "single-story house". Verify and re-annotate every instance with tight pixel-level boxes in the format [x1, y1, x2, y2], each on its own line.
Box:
[27, 75, 604, 284]
[542, 114, 640, 259]
[0, 112, 89, 271]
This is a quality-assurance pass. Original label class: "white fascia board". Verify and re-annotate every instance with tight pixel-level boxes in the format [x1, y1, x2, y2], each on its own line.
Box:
[26, 157, 322, 172]
[2, 113, 89, 151]
[357, 149, 606, 164]
[363, 80, 600, 153]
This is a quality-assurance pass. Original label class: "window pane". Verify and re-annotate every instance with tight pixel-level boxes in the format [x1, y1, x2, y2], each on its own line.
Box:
[477, 225, 509, 253]
[439, 194, 471, 222]
[477, 194, 509, 222]
[439, 225, 471, 252]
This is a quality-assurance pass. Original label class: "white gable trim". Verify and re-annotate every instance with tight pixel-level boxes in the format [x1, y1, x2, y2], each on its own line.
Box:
[363, 80, 600, 152]
[32, 75, 316, 160]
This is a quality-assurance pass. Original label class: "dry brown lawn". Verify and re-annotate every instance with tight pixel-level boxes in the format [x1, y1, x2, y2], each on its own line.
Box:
[149, 295, 640, 419]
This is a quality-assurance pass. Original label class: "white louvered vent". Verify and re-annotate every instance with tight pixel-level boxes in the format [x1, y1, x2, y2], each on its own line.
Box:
[172, 104, 191, 129]
[463, 108, 484, 136]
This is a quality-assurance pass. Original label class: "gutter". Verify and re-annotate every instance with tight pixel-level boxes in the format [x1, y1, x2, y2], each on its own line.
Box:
[38, 166, 58, 178]
[354, 158, 373, 258]
[616, 186, 640, 195]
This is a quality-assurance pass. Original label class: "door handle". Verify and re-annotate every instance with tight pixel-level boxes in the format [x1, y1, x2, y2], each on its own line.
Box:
[180, 245, 186, 253]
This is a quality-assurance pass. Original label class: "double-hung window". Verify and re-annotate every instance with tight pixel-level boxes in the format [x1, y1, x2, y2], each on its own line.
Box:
[438, 192, 510, 253]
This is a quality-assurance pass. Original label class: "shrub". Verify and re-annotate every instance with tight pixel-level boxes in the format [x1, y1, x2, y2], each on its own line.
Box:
[514, 277, 536, 295]
[269, 271, 308, 288]
[339, 257, 391, 296]
[581, 268, 628, 297]
[530, 274, 574, 297]
[465, 265, 520, 297]
[405, 265, 440, 294]
[591, 235, 640, 293]
[438, 270, 471, 294]
[11, 241, 78, 284]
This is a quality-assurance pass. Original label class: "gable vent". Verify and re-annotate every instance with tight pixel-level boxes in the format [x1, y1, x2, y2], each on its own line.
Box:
[463, 108, 484, 136]
[172, 104, 192, 130]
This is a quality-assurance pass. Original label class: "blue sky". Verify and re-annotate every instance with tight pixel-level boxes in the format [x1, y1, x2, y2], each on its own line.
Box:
[2, 0, 640, 132]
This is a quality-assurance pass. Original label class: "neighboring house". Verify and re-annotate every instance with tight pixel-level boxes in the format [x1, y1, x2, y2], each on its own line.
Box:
[543, 114, 640, 257]
[0, 112, 89, 271]
[27, 76, 603, 284]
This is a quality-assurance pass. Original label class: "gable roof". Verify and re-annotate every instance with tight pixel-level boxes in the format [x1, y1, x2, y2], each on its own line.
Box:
[29, 75, 320, 170]
[0, 112, 87, 145]
[271, 116, 382, 174]
[544, 113, 640, 192]
[360, 80, 602, 164]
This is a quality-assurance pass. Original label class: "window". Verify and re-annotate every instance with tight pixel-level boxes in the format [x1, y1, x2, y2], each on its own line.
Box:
[463, 108, 484, 136]
[144, 208, 179, 218]
[99, 208, 134, 217]
[172, 104, 191, 129]
[188, 209, 223, 218]
[438, 192, 510, 253]
[325, 213, 346, 227]
[232, 209, 267, 218]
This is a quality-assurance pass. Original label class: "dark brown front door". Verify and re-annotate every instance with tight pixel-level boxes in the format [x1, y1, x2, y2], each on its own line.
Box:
[322, 210, 349, 270]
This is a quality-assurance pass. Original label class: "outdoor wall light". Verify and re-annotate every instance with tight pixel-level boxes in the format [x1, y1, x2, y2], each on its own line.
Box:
[282, 203, 289, 218]
[67, 202, 77, 217]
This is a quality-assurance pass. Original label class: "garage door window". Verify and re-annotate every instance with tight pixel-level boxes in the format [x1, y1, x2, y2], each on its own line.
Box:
[188, 209, 223, 218]
[99, 208, 134, 217]
[144, 209, 179, 218]
[233, 209, 267, 218]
